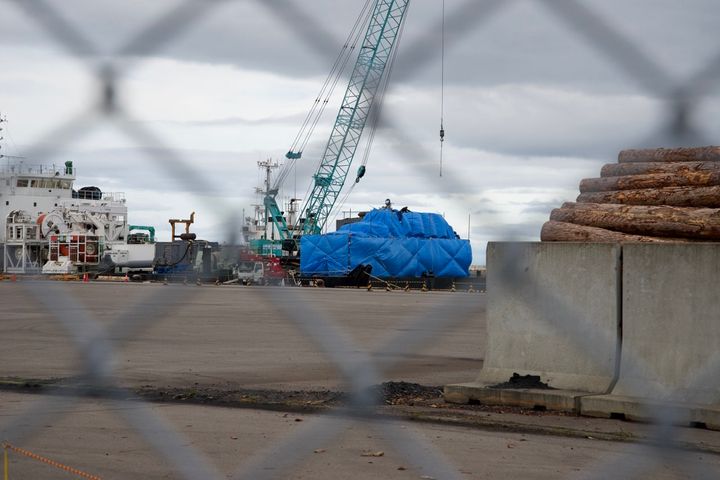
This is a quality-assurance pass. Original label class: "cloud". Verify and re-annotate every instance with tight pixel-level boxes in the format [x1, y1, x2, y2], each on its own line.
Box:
[171, 112, 307, 127]
[3, 0, 720, 91]
[475, 222, 542, 242]
[2, 0, 720, 265]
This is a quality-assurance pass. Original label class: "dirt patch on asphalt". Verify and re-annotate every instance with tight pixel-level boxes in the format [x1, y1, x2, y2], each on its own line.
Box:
[136, 381, 446, 410]
[489, 373, 554, 390]
[134, 382, 568, 418]
[136, 385, 345, 410]
[0, 377, 562, 418]
[373, 381, 444, 405]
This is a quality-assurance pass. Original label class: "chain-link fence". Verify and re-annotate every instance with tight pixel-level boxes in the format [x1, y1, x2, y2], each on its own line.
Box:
[2, 0, 720, 478]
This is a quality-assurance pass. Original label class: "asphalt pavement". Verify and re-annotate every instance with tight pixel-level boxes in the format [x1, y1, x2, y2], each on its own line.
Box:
[1, 281, 719, 478]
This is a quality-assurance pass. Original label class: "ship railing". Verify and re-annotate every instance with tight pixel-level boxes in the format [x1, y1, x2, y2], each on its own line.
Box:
[101, 192, 126, 202]
[0, 161, 75, 177]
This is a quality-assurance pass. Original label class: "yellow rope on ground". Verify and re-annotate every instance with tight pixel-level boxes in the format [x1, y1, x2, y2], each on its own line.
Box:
[2, 443, 102, 480]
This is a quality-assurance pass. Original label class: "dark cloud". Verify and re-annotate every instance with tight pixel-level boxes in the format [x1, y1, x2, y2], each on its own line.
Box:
[472, 205, 499, 215]
[5, 0, 720, 165]
[3, 0, 720, 92]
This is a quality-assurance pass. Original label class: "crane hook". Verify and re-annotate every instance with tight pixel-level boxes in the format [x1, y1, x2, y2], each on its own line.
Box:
[355, 165, 366, 183]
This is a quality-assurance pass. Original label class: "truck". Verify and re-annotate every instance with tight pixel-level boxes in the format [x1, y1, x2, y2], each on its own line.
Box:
[234, 251, 286, 285]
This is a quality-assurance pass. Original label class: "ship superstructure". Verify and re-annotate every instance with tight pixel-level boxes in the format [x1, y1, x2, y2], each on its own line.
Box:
[1, 158, 75, 273]
[0, 156, 130, 274]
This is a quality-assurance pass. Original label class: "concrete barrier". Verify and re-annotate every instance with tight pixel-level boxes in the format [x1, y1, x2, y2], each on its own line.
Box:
[445, 242, 622, 411]
[581, 243, 720, 428]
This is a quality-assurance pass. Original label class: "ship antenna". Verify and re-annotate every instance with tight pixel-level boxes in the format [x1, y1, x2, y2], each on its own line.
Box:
[0, 113, 5, 158]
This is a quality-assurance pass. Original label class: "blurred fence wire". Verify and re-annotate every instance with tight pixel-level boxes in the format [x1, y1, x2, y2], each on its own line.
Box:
[2, 0, 720, 478]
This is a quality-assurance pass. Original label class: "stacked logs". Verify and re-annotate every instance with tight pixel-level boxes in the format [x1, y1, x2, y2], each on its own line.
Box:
[541, 146, 720, 243]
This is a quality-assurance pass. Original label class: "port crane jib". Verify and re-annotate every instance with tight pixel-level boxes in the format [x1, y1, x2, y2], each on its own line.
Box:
[263, 0, 411, 248]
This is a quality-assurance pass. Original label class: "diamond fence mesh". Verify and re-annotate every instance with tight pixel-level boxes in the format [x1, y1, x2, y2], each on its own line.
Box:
[1, 0, 720, 478]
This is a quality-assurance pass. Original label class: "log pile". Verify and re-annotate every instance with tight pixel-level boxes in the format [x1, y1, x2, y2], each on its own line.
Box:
[541, 146, 720, 243]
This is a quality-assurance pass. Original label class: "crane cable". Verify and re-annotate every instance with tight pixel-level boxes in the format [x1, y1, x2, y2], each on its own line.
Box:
[326, 2, 410, 229]
[291, 1, 386, 233]
[358, 1, 408, 172]
[286, 0, 372, 154]
[439, 0, 446, 177]
[275, 0, 374, 192]
[276, 4, 370, 191]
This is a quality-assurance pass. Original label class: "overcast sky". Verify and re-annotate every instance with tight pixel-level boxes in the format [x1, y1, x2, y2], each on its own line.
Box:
[1, 0, 719, 264]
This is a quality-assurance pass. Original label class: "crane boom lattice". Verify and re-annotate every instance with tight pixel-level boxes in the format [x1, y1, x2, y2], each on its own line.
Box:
[299, 0, 410, 235]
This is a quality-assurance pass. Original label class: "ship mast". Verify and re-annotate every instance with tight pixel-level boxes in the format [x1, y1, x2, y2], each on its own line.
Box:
[0, 113, 6, 159]
[256, 159, 279, 240]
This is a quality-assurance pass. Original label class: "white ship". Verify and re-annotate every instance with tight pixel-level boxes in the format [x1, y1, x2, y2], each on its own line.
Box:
[0, 156, 137, 274]
[0, 118, 154, 274]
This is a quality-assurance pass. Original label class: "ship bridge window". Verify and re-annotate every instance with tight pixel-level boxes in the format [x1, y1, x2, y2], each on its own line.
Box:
[9, 176, 70, 190]
[30, 178, 62, 189]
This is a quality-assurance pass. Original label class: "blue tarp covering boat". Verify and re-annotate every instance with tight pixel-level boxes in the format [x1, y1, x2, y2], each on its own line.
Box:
[300, 208, 472, 279]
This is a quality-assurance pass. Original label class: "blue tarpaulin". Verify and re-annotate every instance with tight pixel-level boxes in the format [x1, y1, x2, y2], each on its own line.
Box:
[300, 208, 471, 278]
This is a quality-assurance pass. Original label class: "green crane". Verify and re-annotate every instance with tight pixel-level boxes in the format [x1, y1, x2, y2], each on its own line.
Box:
[264, 0, 411, 246]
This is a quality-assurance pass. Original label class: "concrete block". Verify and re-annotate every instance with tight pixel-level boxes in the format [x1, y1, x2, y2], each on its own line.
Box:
[581, 243, 720, 428]
[581, 394, 720, 429]
[445, 242, 622, 411]
[444, 383, 586, 411]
